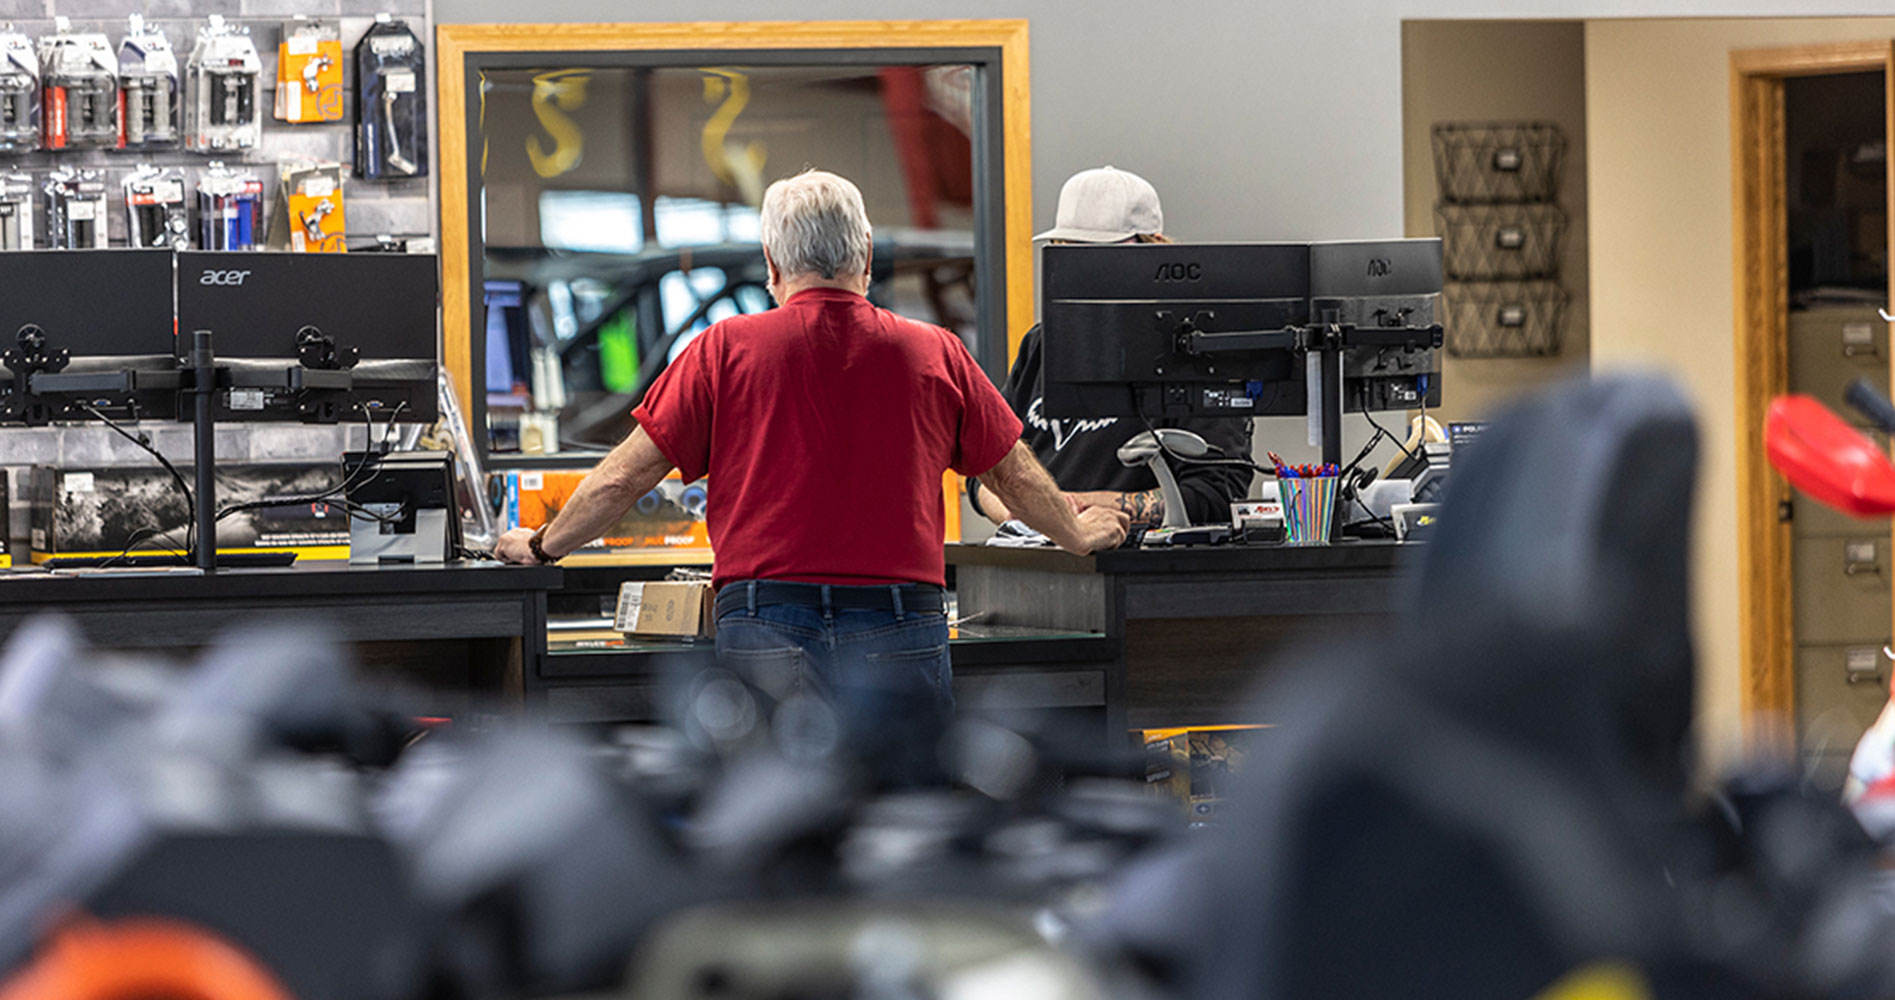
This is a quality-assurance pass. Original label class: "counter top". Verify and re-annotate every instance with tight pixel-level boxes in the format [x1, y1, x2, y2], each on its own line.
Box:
[0, 560, 564, 604]
[945, 539, 1414, 575]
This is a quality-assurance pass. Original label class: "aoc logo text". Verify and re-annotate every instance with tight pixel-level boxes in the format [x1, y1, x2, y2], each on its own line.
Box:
[1366, 258, 1392, 277]
[1153, 262, 1202, 282]
[199, 269, 252, 286]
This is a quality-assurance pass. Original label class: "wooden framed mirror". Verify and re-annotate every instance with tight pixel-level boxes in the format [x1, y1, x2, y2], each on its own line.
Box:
[437, 20, 1032, 468]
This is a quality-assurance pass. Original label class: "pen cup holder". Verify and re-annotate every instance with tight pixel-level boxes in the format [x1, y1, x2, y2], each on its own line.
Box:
[1280, 475, 1340, 546]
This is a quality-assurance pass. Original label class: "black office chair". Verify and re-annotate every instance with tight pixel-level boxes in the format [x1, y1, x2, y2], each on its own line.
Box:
[1105, 376, 1737, 1000]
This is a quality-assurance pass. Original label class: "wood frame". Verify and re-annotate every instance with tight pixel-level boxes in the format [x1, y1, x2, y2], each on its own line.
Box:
[1730, 41, 1895, 730]
[434, 19, 1034, 432]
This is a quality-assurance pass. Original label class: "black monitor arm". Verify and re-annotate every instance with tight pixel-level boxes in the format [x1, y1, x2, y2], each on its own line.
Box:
[0, 326, 68, 425]
[1178, 310, 1444, 467]
[296, 325, 360, 371]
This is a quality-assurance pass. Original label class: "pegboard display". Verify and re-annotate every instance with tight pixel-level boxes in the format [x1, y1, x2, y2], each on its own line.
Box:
[0, 0, 432, 251]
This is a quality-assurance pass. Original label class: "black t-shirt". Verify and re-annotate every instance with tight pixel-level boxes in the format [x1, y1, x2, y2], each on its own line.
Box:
[971, 325, 1254, 523]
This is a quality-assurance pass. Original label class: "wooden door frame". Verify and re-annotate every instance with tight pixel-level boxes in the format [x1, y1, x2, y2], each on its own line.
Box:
[1731, 41, 1895, 732]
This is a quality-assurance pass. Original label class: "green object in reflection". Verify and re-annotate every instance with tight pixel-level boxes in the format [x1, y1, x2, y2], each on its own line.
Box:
[599, 310, 637, 394]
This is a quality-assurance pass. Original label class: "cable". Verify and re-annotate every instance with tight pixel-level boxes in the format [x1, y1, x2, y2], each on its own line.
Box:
[75, 403, 195, 559]
[1129, 389, 1275, 476]
[94, 526, 189, 569]
[1338, 426, 1388, 483]
[210, 399, 407, 523]
[1360, 408, 1422, 469]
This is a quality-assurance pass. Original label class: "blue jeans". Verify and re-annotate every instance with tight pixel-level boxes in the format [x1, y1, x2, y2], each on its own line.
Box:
[715, 581, 952, 785]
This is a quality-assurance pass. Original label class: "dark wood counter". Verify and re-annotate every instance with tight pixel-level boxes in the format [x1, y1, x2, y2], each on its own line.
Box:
[949, 541, 1416, 731]
[0, 561, 563, 712]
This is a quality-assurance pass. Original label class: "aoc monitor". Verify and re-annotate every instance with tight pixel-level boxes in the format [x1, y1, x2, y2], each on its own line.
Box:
[1038, 240, 1444, 421]
[1309, 238, 1445, 414]
[1039, 242, 1308, 421]
[0, 250, 178, 424]
[176, 251, 440, 424]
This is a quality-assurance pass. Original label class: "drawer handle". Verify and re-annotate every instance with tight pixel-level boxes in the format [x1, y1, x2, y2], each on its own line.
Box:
[1843, 344, 1880, 359]
[1845, 562, 1882, 576]
[1849, 669, 1884, 685]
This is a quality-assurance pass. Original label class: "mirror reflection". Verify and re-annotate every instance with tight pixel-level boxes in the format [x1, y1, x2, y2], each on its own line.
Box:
[478, 63, 983, 458]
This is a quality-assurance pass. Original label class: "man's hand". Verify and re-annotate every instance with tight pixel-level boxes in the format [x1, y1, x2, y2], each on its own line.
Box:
[495, 527, 540, 565]
[1064, 506, 1130, 554]
[981, 442, 1127, 553]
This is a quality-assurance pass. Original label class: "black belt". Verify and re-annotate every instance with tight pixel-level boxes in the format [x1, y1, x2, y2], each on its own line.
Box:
[715, 580, 945, 618]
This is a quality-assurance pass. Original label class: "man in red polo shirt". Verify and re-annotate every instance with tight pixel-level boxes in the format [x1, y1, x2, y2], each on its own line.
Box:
[498, 169, 1126, 780]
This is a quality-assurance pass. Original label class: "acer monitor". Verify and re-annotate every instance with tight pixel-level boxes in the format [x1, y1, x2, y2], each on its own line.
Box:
[0, 250, 178, 424]
[176, 251, 440, 423]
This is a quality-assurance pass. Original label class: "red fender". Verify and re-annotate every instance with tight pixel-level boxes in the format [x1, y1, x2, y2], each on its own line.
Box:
[1765, 394, 1895, 517]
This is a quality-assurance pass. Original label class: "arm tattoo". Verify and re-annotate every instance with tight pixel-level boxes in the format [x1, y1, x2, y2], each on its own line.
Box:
[1115, 489, 1165, 526]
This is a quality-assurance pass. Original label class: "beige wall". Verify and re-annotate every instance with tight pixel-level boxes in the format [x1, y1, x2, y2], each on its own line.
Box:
[1586, 15, 1895, 768]
[1402, 20, 1591, 423]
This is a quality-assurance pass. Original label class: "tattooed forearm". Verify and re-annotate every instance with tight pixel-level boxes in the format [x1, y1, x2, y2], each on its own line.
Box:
[1114, 490, 1165, 526]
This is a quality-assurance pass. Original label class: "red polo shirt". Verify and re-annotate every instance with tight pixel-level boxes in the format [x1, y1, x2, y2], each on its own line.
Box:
[632, 288, 1022, 589]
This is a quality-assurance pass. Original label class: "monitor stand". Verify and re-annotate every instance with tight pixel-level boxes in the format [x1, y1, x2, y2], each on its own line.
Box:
[187, 329, 219, 572]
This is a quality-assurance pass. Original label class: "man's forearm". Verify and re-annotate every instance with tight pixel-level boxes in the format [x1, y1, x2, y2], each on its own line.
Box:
[539, 428, 674, 558]
[1116, 489, 1164, 526]
[970, 479, 1010, 523]
[1072, 489, 1164, 527]
[983, 443, 1085, 550]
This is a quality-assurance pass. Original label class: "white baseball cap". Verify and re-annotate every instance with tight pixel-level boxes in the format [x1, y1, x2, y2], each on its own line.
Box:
[1034, 166, 1164, 243]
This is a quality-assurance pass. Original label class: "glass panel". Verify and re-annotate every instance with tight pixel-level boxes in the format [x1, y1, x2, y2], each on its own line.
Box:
[478, 63, 982, 458]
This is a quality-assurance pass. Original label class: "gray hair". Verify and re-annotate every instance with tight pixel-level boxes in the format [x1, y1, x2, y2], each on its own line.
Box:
[759, 170, 872, 280]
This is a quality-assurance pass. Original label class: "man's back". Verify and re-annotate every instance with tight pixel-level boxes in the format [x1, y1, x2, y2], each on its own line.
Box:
[634, 288, 1019, 588]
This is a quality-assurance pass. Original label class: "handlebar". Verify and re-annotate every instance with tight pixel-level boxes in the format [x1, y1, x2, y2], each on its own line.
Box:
[1846, 378, 1895, 436]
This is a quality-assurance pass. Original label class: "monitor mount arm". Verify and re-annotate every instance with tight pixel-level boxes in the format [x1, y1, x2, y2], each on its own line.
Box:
[1, 324, 173, 424]
[1179, 310, 1444, 466]
[1, 325, 69, 425]
[296, 325, 360, 371]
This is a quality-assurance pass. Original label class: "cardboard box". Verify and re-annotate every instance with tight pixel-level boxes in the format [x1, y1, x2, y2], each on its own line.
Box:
[503, 469, 711, 554]
[614, 580, 716, 638]
[29, 463, 350, 562]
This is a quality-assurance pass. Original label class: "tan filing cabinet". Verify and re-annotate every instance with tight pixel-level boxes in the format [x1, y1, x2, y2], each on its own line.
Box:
[1789, 305, 1893, 764]
[1788, 305, 1888, 416]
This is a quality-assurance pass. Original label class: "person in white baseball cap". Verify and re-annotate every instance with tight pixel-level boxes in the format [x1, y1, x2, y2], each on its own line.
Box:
[1032, 165, 1165, 243]
[969, 167, 1253, 530]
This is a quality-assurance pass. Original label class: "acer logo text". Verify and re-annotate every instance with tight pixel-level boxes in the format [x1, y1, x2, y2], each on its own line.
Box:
[1153, 262, 1201, 282]
[200, 269, 252, 286]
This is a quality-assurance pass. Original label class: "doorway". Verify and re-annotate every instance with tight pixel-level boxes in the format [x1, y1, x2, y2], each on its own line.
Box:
[1732, 42, 1895, 786]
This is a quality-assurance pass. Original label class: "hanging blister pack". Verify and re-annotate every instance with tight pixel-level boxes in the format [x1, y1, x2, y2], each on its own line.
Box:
[39, 17, 119, 150]
[118, 15, 179, 150]
[0, 25, 38, 152]
[276, 18, 343, 124]
[354, 14, 427, 179]
[182, 15, 261, 153]
[268, 159, 346, 252]
[124, 164, 189, 249]
[196, 160, 262, 251]
[45, 166, 108, 249]
[0, 172, 35, 250]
